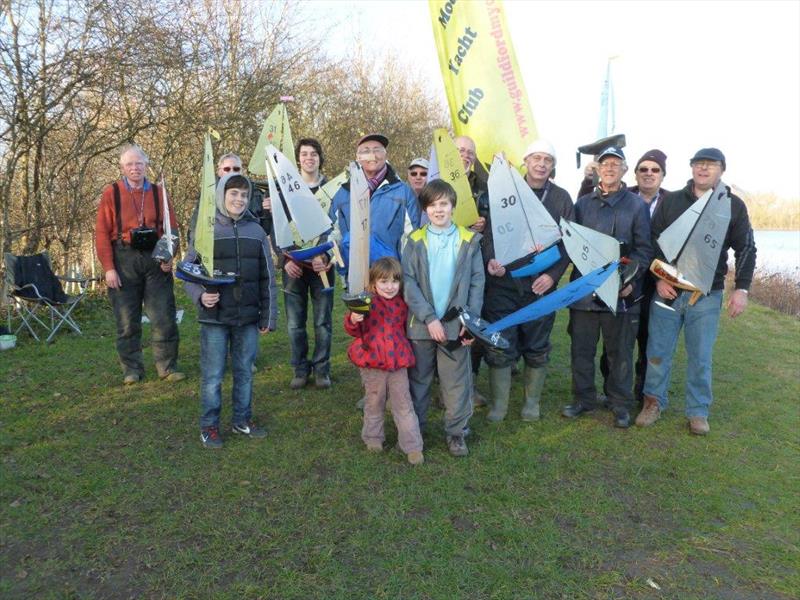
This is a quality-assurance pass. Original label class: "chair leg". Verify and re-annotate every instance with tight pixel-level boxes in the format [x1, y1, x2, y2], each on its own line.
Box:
[45, 297, 85, 343]
[14, 300, 43, 341]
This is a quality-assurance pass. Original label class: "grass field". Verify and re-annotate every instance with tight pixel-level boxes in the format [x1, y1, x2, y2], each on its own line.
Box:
[1, 290, 798, 599]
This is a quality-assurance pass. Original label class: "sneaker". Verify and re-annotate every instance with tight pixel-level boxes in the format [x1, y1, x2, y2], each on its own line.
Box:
[251, 363, 257, 374]
[290, 375, 308, 390]
[365, 440, 383, 452]
[162, 371, 186, 382]
[200, 426, 223, 449]
[447, 435, 469, 457]
[613, 409, 631, 429]
[561, 402, 595, 418]
[356, 396, 366, 410]
[315, 373, 332, 389]
[232, 421, 267, 438]
[635, 395, 661, 427]
[407, 451, 424, 465]
[123, 373, 141, 385]
[688, 416, 710, 436]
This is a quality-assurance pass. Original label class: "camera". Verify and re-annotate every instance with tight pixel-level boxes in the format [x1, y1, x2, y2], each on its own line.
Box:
[130, 227, 158, 251]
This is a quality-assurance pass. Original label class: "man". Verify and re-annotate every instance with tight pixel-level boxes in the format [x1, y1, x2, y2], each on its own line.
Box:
[599, 149, 670, 402]
[188, 153, 260, 246]
[455, 135, 491, 406]
[482, 140, 574, 421]
[635, 148, 756, 435]
[454, 135, 488, 234]
[95, 144, 184, 384]
[562, 145, 653, 428]
[407, 157, 429, 197]
[281, 138, 335, 390]
[330, 133, 421, 266]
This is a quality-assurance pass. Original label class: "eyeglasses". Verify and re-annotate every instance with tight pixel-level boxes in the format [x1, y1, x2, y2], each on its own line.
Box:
[600, 161, 623, 170]
[356, 147, 386, 158]
[637, 167, 662, 174]
[692, 160, 721, 169]
[221, 165, 242, 173]
[409, 171, 427, 177]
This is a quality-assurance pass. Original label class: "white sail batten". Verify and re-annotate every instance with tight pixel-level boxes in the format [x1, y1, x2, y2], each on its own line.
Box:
[560, 217, 620, 313]
[347, 161, 371, 296]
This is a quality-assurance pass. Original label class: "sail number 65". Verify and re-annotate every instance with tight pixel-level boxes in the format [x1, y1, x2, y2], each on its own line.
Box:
[703, 234, 718, 249]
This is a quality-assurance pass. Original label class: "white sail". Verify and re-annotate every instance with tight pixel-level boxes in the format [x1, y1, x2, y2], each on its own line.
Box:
[427, 143, 439, 183]
[266, 145, 332, 244]
[674, 181, 731, 294]
[264, 153, 294, 250]
[488, 155, 561, 266]
[347, 161, 371, 296]
[560, 217, 620, 313]
[657, 186, 713, 263]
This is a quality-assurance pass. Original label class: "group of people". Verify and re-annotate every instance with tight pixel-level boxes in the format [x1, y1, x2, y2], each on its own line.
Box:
[95, 130, 756, 462]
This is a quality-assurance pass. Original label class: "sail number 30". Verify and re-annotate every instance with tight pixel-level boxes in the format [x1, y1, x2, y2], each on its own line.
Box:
[500, 195, 516, 208]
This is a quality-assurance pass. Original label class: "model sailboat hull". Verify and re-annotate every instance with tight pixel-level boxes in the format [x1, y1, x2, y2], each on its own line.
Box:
[509, 245, 561, 278]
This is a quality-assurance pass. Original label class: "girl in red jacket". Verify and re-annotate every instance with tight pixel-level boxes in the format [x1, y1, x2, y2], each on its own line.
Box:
[345, 257, 424, 465]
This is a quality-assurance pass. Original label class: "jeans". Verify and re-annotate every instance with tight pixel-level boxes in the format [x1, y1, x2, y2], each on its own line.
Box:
[283, 268, 334, 377]
[108, 245, 179, 378]
[199, 323, 258, 428]
[643, 290, 723, 418]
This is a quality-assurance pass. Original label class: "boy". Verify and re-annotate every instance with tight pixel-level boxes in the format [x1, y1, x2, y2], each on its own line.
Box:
[402, 180, 485, 457]
[184, 174, 278, 448]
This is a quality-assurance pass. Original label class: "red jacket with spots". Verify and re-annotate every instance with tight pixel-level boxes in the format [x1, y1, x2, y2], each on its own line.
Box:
[343, 294, 415, 370]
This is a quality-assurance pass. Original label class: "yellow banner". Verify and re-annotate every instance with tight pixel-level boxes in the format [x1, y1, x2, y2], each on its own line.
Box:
[429, 0, 537, 170]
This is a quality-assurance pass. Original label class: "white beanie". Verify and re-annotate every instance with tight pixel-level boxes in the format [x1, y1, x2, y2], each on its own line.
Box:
[523, 139, 557, 165]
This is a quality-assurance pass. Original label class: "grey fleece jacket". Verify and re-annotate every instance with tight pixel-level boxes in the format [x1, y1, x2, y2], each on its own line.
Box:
[402, 224, 485, 341]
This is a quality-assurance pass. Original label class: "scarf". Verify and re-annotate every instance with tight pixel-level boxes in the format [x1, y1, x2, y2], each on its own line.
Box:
[366, 164, 388, 193]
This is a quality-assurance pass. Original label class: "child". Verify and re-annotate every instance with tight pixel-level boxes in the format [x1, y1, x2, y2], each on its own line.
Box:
[344, 257, 424, 465]
[402, 180, 485, 457]
[184, 173, 278, 448]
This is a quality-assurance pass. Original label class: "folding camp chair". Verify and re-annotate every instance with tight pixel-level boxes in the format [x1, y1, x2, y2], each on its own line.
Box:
[4, 252, 90, 343]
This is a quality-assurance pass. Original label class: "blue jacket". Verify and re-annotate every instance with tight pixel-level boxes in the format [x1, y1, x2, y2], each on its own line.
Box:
[569, 184, 653, 313]
[330, 164, 421, 271]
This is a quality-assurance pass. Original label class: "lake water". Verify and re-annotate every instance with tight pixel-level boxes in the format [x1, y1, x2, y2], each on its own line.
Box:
[747, 230, 800, 278]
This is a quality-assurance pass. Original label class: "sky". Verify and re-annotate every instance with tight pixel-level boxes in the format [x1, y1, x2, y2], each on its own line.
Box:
[305, 0, 800, 200]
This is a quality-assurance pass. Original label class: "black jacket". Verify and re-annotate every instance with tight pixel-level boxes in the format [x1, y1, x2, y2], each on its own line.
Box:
[651, 180, 756, 292]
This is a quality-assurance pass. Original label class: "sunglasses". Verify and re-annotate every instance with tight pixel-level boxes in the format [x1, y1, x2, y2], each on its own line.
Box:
[222, 166, 242, 173]
[409, 171, 428, 177]
[637, 167, 661, 174]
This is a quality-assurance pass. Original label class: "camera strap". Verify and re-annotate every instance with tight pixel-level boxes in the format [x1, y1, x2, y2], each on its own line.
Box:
[113, 182, 161, 242]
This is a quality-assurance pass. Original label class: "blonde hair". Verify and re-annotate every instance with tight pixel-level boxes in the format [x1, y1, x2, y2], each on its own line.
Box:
[368, 257, 402, 293]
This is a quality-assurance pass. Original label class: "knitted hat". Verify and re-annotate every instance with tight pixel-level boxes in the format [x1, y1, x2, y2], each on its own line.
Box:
[636, 149, 667, 174]
[523, 139, 557, 165]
